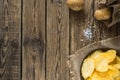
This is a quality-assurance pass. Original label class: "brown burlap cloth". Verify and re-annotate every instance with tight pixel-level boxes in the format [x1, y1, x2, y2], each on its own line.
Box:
[67, 36, 120, 80]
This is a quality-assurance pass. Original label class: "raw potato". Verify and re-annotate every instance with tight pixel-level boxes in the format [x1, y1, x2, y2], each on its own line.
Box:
[66, 0, 84, 11]
[81, 49, 120, 80]
[81, 58, 95, 79]
[94, 7, 111, 20]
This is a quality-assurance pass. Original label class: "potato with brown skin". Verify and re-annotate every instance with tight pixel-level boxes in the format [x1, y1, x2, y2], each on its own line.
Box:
[67, 0, 84, 11]
[94, 7, 111, 20]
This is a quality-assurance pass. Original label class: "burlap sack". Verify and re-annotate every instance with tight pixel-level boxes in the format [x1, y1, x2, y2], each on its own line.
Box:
[68, 36, 120, 80]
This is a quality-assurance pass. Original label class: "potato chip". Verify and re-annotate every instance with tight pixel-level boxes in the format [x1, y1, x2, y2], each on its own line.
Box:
[90, 51, 109, 72]
[82, 58, 95, 79]
[90, 50, 103, 59]
[90, 70, 112, 80]
[95, 60, 108, 72]
[116, 56, 120, 63]
[90, 69, 120, 80]
[86, 78, 92, 80]
[109, 56, 120, 70]
[104, 50, 116, 63]
[92, 50, 116, 72]
[115, 76, 120, 80]
[108, 69, 120, 78]
[112, 64, 120, 69]
[108, 65, 118, 70]
[109, 57, 118, 64]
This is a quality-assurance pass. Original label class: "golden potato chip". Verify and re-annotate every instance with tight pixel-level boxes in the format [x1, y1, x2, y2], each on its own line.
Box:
[107, 65, 120, 79]
[90, 50, 107, 64]
[115, 76, 120, 80]
[93, 50, 116, 72]
[112, 64, 120, 69]
[108, 69, 120, 78]
[104, 50, 116, 63]
[82, 58, 95, 79]
[108, 65, 118, 70]
[95, 60, 108, 72]
[86, 78, 92, 80]
[90, 51, 109, 72]
[109, 57, 118, 64]
[90, 50, 103, 59]
[90, 70, 112, 80]
[109, 56, 120, 70]
[90, 69, 120, 80]
[116, 56, 120, 64]
[109, 56, 120, 63]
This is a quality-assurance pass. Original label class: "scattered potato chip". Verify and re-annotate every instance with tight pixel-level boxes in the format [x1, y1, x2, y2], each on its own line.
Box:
[81, 58, 95, 79]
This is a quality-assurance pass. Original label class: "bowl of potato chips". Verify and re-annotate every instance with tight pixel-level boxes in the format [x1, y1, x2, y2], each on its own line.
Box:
[81, 49, 120, 80]
[69, 36, 120, 80]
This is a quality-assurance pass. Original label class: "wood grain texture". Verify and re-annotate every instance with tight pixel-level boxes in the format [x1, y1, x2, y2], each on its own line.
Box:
[46, 0, 69, 80]
[70, 0, 94, 54]
[0, 0, 21, 80]
[22, 0, 45, 80]
[0, 0, 119, 80]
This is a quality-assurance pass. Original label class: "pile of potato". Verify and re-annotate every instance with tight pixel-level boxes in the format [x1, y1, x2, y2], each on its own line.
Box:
[81, 50, 120, 80]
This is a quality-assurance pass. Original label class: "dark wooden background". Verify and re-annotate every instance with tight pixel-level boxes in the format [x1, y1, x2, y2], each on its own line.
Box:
[0, 0, 120, 80]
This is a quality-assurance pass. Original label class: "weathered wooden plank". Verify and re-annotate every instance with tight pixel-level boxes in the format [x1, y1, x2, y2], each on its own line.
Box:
[70, 0, 94, 54]
[22, 0, 45, 80]
[46, 0, 69, 80]
[0, 0, 21, 80]
[0, 0, 21, 32]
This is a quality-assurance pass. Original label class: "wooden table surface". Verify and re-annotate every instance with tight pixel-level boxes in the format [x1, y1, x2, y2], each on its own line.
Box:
[0, 0, 120, 80]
